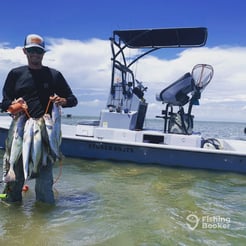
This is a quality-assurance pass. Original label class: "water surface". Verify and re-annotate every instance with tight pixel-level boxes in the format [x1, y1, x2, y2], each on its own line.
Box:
[0, 119, 245, 245]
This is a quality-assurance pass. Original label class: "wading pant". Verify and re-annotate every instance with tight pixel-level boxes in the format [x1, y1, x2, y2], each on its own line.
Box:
[3, 157, 55, 205]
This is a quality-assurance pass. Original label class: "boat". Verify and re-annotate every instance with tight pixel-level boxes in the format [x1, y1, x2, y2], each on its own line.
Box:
[1, 27, 246, 174]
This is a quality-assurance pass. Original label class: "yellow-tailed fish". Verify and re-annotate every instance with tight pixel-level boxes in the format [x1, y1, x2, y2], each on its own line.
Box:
[22, 117, 34, 180]
[4, 114, 26, 182]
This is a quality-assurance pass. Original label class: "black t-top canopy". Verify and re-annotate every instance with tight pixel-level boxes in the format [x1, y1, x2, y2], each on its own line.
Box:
[113, 27, 207, 48]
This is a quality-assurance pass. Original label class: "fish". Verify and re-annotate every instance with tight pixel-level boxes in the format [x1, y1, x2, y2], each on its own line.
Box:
[43, 113, 56, 162]
[2, 116, 18, 180]
[29, 117, 45, 178]
[4, 114, 26, 182]
[40, 119, 52, 166]
[41, 119, 49, 166]
[52, 103, 62, 160]
[43, 103, 62, 161]
[22, 117, 34, 180]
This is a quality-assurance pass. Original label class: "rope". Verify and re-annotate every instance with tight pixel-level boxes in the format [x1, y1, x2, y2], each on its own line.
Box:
[45, 99, 52, 114]
[23, 98, 52, 118]
[23, 107, 31, 118]
[53, 159, 63, 185]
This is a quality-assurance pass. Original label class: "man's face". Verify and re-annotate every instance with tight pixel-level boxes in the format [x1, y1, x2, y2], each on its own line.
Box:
[23, 47, 45, 67]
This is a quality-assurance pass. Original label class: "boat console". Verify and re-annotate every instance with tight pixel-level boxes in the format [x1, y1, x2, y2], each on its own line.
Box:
[99, 28, 208, 132]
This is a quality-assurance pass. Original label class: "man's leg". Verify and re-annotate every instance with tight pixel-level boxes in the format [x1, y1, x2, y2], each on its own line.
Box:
[35, 161, 55, 205]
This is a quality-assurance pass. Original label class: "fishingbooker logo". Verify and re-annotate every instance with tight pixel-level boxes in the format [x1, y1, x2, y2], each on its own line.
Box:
[186, 213, 231, 230]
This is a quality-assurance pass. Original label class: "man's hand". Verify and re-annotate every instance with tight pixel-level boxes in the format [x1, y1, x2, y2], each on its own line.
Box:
[7, 97, 28, 114]
[14, 97, 28, 109]
[50, 95, 67, 106]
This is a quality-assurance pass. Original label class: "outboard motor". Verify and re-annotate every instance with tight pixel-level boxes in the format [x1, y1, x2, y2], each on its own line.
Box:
[156, 64, 214, 134]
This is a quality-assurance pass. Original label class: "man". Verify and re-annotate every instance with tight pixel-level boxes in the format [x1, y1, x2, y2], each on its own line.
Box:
[1, 34, 78, 204]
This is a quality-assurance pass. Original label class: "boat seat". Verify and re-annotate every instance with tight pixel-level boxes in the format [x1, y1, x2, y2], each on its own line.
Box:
[156, 72, 195, 106]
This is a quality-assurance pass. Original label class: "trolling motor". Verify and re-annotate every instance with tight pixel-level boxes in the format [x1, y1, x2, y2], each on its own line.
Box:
[156, 64, 214, 134]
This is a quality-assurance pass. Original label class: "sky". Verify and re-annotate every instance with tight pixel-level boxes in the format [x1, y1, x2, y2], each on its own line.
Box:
[1, 0, 246, 122]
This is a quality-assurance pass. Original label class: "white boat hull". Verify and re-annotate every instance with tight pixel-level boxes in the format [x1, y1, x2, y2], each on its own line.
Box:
[0, 116, 245, 174]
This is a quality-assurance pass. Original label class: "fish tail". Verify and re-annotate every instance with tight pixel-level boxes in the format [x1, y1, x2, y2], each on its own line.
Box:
[3, 168, 16, 183]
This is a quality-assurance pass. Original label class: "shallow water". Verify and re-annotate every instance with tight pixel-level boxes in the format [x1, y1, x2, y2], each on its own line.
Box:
[0, 120, 246, 245]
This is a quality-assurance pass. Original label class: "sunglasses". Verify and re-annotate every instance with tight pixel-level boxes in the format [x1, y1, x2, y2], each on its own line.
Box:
[26, 47, 45, 54]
